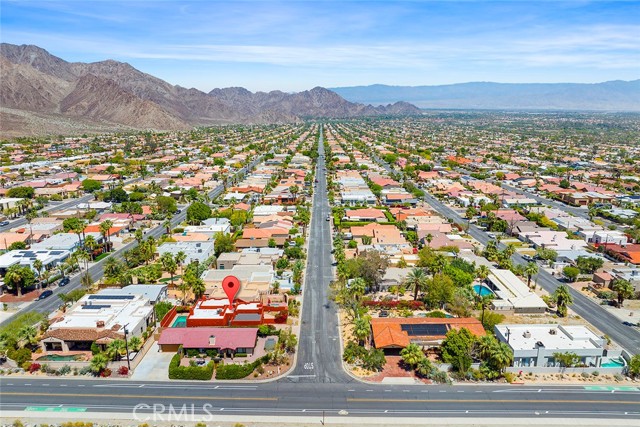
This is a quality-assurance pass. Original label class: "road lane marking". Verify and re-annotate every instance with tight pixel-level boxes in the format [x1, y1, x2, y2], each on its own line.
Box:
[3, 392, 277, 401]
[347, 397, 640, 405]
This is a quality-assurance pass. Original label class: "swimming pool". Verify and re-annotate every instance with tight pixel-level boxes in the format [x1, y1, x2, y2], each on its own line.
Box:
[601, 357, 625, 368]
[37, 354, 85, 361]
[171, 314, 187, 328]
[473, 284, 494, 297]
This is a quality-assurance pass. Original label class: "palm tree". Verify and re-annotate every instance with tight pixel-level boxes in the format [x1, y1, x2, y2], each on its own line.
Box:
[352, 316, 371, 346]
[425, 233, 433, 248]
[134, 229, 144, 246]
[348, 277, 367, 300]
[476, 265, 490, 283]
[99, 220, 113, 252]
[25, 210, 38, 245]
[17, 325, 38, 348]
[174, 251, 187, 278]
[415, 357, 434, 377]
[84, 235, 97, 261]
[57, 263, 66, 279]
[476, 335, 497, 360]
[160, 253, 177, 286]
[489, 341, 514, 372]
[524, 262, 538, 289]
[106, 339, 126, 361]
[33, 259, 44, 289]
[128, 336, 142, 352]
[405, 268, 428, 301]
[103, 256, 122, 280]
[190, 276, 206, 301]
[611, 279, 634, 308]
[163, 216, 173, 237]
[503, 243, 516, 259]
[400, 343, 425, 369]
[5, 265, 30, 297]
[143, 237, 157, 265]
[90, 353, 109, 374]
[478, 293, 494, 326]
[553, 284, 573, 317]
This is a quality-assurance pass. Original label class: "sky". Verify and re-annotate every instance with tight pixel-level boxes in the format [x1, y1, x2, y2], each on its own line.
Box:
[1, 0, 639, 92]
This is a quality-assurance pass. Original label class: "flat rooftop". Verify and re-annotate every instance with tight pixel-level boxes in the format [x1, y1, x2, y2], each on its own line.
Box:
[495, 324, 604, 351]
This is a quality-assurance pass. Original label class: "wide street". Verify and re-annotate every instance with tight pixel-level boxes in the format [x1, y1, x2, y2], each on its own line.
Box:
[1, 130, 639, 423]
[287, 126, 351, 384]
[1, 377, 639, 419]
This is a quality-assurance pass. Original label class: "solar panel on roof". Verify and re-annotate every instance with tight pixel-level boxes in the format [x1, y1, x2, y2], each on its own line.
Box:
[82, 304, 110, 309]
[50, 251, 63, 255]
[401, 323, 448, 336]
[88, 294, 135, 300]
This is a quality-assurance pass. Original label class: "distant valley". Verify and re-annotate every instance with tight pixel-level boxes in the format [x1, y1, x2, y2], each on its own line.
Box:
[331, 81, 640, 111]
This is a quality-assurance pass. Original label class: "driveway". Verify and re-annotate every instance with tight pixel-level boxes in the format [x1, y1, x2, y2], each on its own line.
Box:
[130, 342, 173, 381]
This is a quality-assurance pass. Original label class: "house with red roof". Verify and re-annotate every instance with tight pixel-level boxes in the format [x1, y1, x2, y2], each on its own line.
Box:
[158, 327, 258, 356]
[371, 317, 485, 354]
[344, 208, 387, 222]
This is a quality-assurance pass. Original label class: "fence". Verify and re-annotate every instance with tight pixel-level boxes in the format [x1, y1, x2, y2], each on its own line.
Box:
[505, 366, 624, 375]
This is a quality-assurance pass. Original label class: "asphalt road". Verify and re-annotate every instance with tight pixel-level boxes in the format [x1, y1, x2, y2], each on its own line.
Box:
[500, 183, 590, 219]
[287, 125, 351, 384]
[1, 378, 638, 419]
[0, 195, 95, 234]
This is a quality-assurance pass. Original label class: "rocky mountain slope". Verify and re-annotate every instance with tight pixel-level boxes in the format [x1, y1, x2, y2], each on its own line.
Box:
[0, 43, 420, 136]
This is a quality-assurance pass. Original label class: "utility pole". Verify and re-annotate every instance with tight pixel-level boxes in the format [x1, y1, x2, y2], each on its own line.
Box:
[123, 323, 131, 371]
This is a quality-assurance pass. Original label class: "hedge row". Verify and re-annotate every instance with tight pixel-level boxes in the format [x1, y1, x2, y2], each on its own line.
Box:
[215, 355, 270, 380]
[362, 300, 425, 310]
[168, 353, 214, 380]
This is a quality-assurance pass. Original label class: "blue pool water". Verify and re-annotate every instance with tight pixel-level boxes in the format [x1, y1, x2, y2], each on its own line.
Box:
[601, 358, 625, 368]
[473, 284, 494, 297]
[171, 315, 187, 328]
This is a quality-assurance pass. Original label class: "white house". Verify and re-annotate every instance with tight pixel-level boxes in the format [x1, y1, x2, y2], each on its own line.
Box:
[495, 324, 622, 368]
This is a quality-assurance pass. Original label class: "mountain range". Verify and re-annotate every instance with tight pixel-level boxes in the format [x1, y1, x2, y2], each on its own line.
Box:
[0, 43, 420, 137]
[331, 81, 640, 111]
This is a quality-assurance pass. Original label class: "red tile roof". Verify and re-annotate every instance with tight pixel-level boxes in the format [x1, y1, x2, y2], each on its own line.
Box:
[371, 317, 485, 349]
[158, 327, 257, 350]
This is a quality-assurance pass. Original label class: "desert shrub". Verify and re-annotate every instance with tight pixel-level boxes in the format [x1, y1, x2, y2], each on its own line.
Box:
[430, 370, 451, 384]
[79, 366, 92, 375]
[503, 371, 516, 383]
[58, 365, 71, 375]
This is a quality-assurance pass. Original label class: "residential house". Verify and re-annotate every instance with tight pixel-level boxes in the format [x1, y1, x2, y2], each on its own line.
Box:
[371, 317, 485, 354]
[494, 324, 621, 368]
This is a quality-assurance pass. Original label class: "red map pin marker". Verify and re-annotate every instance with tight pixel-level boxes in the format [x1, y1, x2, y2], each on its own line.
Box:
[222, 275, 240, 308]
